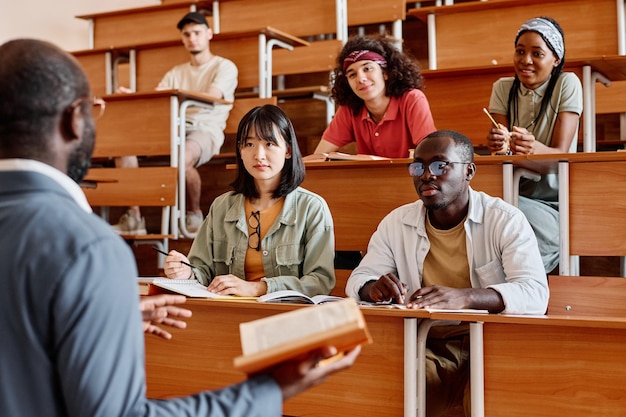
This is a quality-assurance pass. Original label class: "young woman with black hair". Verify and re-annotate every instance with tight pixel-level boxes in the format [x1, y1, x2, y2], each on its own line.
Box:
[164, 105, 336, 297]
[486, 17, 583, 273]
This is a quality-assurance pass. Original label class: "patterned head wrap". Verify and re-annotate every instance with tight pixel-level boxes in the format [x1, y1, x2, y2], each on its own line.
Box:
[342, 50, 388, 72]
[516, 17, 564, 60]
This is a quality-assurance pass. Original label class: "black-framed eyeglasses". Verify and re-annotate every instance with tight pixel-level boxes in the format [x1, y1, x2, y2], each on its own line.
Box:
[67, 96, 106, 121]
[408, 161, 468, 177]
[248, 210, 261, 251]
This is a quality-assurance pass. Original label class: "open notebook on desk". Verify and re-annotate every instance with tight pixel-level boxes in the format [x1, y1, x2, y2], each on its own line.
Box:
[138, 277, 257, 300]
[258, 289, 344, 304]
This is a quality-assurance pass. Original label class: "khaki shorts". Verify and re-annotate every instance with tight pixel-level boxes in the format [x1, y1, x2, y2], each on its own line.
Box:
[186, 129, 224, 167]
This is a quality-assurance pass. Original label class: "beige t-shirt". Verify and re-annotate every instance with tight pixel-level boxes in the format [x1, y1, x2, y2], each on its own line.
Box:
[158, 55, 238, 140]
[422, 214, 470, 289]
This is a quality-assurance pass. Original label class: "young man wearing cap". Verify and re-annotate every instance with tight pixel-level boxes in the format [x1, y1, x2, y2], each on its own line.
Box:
[114, 12, 238, 235]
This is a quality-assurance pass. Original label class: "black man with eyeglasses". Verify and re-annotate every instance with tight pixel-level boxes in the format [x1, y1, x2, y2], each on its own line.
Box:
[346, 129, 548, 417]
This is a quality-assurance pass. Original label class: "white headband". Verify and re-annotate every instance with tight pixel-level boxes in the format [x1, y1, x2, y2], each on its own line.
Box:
[517, 18, 564, 60]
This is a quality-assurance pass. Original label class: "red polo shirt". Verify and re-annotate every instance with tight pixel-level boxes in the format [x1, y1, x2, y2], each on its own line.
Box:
[322, 89, 436, 158]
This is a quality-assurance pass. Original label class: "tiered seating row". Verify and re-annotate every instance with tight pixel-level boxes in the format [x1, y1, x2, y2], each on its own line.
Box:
[77, 0, 626, 245]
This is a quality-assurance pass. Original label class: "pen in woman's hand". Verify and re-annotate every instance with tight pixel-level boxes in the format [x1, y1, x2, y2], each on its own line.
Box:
[152, 246, 194, 268]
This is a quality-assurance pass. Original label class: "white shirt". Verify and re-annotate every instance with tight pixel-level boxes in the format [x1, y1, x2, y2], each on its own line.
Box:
[346, 188, 549, 315]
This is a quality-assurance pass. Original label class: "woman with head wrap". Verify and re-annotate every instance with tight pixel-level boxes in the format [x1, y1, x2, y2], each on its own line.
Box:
[486, 17, 583, 273]
[307, 35, 436, 159]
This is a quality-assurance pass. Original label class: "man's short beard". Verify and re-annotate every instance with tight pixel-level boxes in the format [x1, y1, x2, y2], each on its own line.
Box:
[424, 201, 447, 211]
[67, 121, 95, 183]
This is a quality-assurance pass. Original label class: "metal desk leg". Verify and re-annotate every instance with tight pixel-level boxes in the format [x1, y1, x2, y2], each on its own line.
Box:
[470, 322, 484, 417]
[416, 319, 441, 417]
[427, 14, 437, 70]
[558, 161, 571, 275]
[405, 317, 418, 417]
[502, 162, 514, 204]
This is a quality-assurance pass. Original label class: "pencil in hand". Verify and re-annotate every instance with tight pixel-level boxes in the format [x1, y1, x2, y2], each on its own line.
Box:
[152, 246, 194, 268]
[483, 107, 500, 129]
[483, 108, 512, 155]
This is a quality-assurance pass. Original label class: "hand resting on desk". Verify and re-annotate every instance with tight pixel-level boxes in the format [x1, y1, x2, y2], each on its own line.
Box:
[359, 273, 505, 313]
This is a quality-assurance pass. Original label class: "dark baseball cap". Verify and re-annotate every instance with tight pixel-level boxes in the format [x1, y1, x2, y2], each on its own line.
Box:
[176, 12, 209, 30]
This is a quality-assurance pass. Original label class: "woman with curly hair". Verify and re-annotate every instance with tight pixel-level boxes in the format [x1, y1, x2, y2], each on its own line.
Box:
[308, 35, 436, 159]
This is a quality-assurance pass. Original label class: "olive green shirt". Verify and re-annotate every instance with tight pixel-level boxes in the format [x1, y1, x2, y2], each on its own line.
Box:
[188, 187, 336, 296]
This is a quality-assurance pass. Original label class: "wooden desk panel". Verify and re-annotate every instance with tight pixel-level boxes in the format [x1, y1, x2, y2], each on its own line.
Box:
[73, 50, 110, 97]
[472, 161, 504, 197]
[423, 68, 507, 146]
[548, 275, 626, 316]
[303, 160, 417, 253]
[483, 322, 626, 417]
[144, 299, 416, 417]
[218, 0, 337, 37]
[94, 93, 172, 158]
[135, 42, 189, 92]
[95, 90, 225, 158]
[569, 159, 626, 256]
[272, 39, 341, 76]
[347, 0, 406, 26]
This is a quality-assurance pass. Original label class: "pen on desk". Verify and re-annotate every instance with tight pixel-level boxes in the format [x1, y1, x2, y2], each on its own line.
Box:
[151, 246, 194, 268]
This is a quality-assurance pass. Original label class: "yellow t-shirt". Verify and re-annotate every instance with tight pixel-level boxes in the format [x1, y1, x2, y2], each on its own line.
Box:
[243, 198, 285, 281]
[422, 214, 471, 289]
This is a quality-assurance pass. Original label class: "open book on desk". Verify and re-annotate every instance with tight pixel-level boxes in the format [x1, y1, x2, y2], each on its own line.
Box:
[304, 152, 391, 162]
[326, 152, 390, 161]
[234, 298, 371, 374]
[138, 277, 257, 300]
[258, 289, 344, 304]
[358, 301, 488, 313]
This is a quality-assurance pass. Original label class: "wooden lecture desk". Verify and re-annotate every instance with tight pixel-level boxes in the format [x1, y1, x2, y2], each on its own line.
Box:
[144, 298, 432, 417]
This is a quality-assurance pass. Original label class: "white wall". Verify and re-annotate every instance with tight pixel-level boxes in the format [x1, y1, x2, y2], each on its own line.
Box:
[0, 0, 159, 51]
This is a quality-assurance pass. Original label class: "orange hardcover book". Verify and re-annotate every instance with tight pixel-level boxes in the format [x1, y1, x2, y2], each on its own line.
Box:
[233, 298, 371, 374]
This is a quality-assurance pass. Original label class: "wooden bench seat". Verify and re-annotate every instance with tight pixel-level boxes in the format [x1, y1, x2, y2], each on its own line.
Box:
[83, 167, 177, 241]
